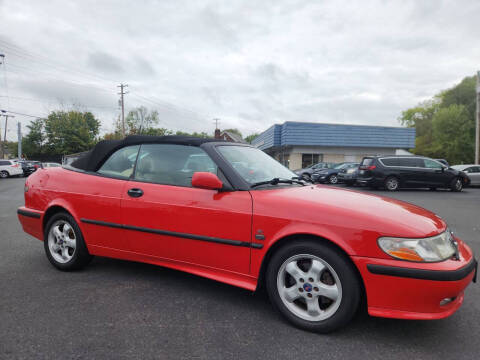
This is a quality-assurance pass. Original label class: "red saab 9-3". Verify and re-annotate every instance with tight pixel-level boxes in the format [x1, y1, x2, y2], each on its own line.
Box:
[17, 136, 477, 332]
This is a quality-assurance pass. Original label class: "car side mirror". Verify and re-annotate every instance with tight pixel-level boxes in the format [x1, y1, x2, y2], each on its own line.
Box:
[192, 172, 223, 190]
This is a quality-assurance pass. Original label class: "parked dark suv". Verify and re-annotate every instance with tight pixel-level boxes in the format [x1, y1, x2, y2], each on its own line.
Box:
[356, 156, 470, 191]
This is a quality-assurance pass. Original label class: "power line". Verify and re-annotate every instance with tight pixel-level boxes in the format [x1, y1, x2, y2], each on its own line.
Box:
[0, 38, 119, 85]
[0, 110, 46, 119]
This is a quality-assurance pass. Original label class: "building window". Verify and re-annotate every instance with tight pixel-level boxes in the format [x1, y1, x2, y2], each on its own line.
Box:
[302, 154, 319, 168]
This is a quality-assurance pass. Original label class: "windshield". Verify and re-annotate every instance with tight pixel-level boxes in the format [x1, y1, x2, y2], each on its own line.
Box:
[334, 163, 347, 169]
[217, 146, 297, 185]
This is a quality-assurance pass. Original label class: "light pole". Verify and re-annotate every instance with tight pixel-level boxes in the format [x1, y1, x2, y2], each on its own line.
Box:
[475, 71, 480, 164]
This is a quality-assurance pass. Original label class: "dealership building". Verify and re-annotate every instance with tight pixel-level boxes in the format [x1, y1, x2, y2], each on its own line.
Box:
[251, 122, 416, 170]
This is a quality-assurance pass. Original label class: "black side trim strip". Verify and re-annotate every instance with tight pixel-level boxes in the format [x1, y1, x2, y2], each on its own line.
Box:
[17, 209, 41, 219]
[80, 218, 263, 249]
[367, 258, 477, 281]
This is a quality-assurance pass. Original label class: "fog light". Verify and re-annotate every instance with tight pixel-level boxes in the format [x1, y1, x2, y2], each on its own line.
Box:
[439, 297, 455, 306]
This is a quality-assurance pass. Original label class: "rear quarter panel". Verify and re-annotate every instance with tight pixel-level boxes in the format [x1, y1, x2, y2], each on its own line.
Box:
[25, 168, 128, 249]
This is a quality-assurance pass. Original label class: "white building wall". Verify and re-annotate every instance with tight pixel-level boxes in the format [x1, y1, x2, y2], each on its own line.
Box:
[272, 146, 398, 169]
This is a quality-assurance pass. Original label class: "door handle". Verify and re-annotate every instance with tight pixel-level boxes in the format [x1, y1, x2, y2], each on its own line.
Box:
[127, 188, 144, 198]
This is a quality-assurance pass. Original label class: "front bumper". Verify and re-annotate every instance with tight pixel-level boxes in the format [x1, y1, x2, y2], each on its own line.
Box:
[312, 173, 329, 183]
[338, 173, 356, 182]
[352, 239, 476, 320]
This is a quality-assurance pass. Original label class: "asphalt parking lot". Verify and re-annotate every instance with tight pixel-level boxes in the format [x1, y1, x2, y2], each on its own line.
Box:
[1, 177, 479, 360]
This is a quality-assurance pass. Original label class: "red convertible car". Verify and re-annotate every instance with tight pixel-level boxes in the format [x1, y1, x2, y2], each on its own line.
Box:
[18, 136, 476, 332]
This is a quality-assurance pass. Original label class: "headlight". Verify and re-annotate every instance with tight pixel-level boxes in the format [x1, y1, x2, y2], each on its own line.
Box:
[378, 230, 457, 262]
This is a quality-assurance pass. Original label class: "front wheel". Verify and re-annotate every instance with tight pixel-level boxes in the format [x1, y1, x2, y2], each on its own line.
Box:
[450, 177, 463, 192]
[44, 212, 93, 271]
[266, 240, 361, 333]
[301, 173, 311, 182]
[0, 170, 9, 178]
[328, 174, 338, 184]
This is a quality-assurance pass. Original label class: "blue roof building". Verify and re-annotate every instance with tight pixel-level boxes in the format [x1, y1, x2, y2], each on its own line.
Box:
[251, 122, 415, 170]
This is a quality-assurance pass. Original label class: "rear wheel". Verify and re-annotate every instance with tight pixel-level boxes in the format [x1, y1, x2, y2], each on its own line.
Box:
[44, 212, 93, 271]
[0, 170, 9, 178]
[384, 176, 399, 191]
[450, 177, 463, 192]
[266, 240, 361, 333]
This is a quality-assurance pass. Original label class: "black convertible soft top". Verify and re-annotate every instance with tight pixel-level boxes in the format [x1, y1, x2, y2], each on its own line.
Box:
[70, 135, 223, 172]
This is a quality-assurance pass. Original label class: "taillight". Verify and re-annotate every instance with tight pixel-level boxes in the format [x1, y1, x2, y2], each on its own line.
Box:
[367, 165, 376, 170]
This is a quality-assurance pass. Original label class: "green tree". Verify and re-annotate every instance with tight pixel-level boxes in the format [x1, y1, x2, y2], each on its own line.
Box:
[44, 110, 100, 154]
[125, 106, 159, 134]
[431, 104, 475, 164]
[175, 130, 211, 138]
[398, 74, 476, 164]
[22, 118, 46, 157]
[244, 133, 259, 144]
[222, 128, 243, 138]
[4, 141, 18, 158]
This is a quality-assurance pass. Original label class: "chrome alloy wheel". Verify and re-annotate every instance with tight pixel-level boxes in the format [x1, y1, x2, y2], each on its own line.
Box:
[47, 220, 76, 263]
[386, 177, 399, 191]
[277, 254, 342, 322]
[329, 175, 338, 184]
[454, 178, 462, 191]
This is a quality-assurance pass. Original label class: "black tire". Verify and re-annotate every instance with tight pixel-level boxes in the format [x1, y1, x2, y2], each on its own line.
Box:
[328, 174, 338, 184]
[450, 177, 463, 192]
[265, 240, 361, 333]
[384, 176, 399, 191]
[301, 173, 311, 182]
[44, 212, 93, 271]
[0, 170, 9, 178]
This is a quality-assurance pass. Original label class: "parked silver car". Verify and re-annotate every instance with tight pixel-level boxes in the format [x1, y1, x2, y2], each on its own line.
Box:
[451, 164, 480, 185]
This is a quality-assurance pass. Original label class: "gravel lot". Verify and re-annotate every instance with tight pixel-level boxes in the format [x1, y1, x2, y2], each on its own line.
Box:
[1, 177, 479, 360]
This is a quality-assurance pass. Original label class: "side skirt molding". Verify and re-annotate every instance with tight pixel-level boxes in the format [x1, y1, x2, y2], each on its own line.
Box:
[80, 218, 263, 249]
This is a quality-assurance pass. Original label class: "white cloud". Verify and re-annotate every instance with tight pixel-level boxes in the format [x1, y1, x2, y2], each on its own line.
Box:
[0, 0, 479, 141]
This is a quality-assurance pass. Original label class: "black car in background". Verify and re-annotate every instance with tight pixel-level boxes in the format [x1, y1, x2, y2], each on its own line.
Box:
[356, 156, 470, 191]
[294, 162, 336, 181]
[338, 164, 360, 186]
[18, 161, 37, 177]
[312, 162, 359, 184]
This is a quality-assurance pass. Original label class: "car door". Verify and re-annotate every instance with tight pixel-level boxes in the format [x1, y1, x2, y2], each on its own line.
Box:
[121, 143, 253, 274]
[421, 158, 447, 186]
[396, 157, 425, 186]
[76, 144, 140, 251]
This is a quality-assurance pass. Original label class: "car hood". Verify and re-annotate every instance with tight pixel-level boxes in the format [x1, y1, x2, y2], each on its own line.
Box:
[251, 185, 446, 239]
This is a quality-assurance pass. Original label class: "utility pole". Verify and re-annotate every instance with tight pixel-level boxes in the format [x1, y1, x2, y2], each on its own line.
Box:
[17, 122, 22, 160]
[117, 84, 128, 137]
[476, 71, 480, 164]
[1, 113, 14, 159]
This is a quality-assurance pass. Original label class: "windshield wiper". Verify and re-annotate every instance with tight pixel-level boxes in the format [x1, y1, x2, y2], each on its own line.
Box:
[250, 177, 306, 188]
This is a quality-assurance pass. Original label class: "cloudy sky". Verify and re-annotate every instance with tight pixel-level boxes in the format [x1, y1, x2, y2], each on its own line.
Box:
[0, 0, 479, 141]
